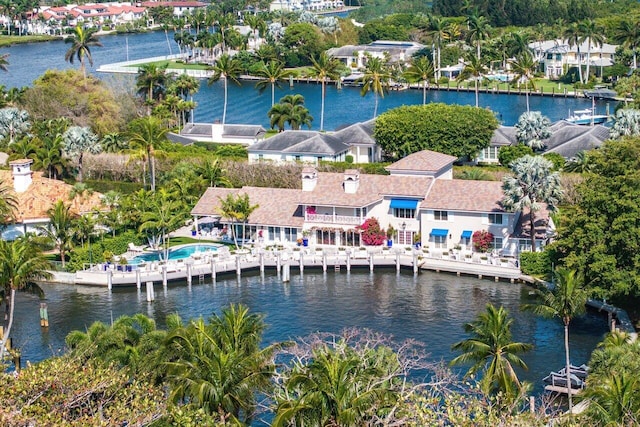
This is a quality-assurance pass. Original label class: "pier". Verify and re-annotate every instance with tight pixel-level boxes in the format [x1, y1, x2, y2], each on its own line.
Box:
[69, 246, 523, 288]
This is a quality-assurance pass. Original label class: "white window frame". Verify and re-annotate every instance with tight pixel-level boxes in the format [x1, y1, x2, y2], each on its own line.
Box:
[434, 210, 448, 221]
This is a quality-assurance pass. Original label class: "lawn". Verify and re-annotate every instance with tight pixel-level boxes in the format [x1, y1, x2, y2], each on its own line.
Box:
[125, 59, 211, 70]
[0, 35, 56, 47]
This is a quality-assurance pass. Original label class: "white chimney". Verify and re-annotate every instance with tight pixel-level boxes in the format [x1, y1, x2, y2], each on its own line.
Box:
[10, 159, 33, 193]
[343, 169, 359, 194]
[301, 166, 318, 191]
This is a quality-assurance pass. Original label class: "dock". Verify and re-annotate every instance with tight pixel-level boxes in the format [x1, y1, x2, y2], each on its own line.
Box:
[544, 385, 583, 396]
[586, 299, 636, 336]
[68, 246, 523, 288]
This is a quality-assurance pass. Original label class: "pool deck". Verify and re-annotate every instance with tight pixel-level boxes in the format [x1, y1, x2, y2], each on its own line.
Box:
[70, 245, 523, 288]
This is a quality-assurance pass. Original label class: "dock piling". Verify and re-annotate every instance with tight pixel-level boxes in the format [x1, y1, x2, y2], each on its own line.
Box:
[146, 281, 155, 302]
[107, 269, 113, 291]
[136, 269, 141, 289]
[299, 252, 304, 274]
[282, 262, 290, 282]
[322, 253, 327, 272]
[369, 253, 374, 272]
[186, 263, 192, 286]
[39, 303, 49, 328]
[236, 256, 241, 276]
[161, 265, 167, 288]
[396, 252, 401, 272]
[346, 250, 351, 272]
[413, 253, 418, 274]
[260, 252, 265, 273]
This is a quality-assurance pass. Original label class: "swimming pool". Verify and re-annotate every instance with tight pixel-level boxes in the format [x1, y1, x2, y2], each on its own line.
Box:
[130, 244, 219, 264]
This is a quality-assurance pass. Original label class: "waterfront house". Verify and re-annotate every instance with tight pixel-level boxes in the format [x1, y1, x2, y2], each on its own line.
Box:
[247, 119, 380, 164]
[528, 39, 618, 79]
[140, 1, 207, 17]
[0, 159, 104, 240]
[169, 123, 267, 145]
[192, 149, 550, 254]
[327, 41, 425, 72]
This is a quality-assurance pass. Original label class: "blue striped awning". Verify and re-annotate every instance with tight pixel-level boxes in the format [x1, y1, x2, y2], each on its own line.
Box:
[430, 228, 449, 237]
[389, 198, 419, 210]
[461, 230, 473, 239]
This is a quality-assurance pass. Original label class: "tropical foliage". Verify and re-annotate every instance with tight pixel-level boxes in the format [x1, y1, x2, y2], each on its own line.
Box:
[374, 104, 498, 159]
[267, 94, 313, 131]
[515, 111, 552, 151]
[357, 217, 386, 245]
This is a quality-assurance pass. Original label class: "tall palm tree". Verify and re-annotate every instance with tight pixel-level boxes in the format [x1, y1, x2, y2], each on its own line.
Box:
[139, 189, 183, 261]
[62, 126, 101, 183]
[267, 102, 289, 132]
[218, 192, 241, 249]
[0, 53, 8, 72]
[235, 193, 258, 246]
[510, 51, 537, 112]
[0, 238, 52, 362]
[127, 116, 169, 192]
[581, 373, 640, 425]
[523, 268, 589, 412]
[501, 155, 562, 250]
[467, 13, 491, 61]
[0, 107, 31, 145]
[165, 304, 278, 424]
[457, 54, 487, 108]
[39, 200, 76, 268]
[64, 25, 102, 79]
[197, 157, 230, 188]
[208, 53, 242, 125]
[564, 23, 584, 84]
[309, 53, 341, 131]
[253, 60, 291, 108]
[451, 303, 532, 397]
[135, 63, 170, 106]
[359, 56, 390, 119]
[428, 16, 448, 80]
[579, 19, 605, 84]
[403, 56, 434, 105]
[614, 20, 640, 70]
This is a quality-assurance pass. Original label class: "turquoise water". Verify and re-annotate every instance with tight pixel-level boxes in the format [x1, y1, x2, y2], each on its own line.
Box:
[131, 244, 218, 264]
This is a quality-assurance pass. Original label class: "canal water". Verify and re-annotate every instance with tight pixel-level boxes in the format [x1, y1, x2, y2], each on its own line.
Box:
[0, 31, 611, 129]
[12, 270, 607, 393]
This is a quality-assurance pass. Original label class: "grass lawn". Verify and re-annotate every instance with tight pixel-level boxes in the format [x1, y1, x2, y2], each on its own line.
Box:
[168, 236, 219, 246]
[125, 59, 211, 70]
[0, 35, 56, 47]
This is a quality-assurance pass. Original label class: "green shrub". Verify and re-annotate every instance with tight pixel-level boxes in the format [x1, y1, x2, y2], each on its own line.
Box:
[543, 152, 566, 171]
[520, 251, 553, 278]
[66, 231, 144, 272]
[498, 144, 534, 167]
[345, 155, 354, 164]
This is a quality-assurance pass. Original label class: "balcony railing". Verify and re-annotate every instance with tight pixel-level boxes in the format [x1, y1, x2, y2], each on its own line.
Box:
[305, 213, 362, 225]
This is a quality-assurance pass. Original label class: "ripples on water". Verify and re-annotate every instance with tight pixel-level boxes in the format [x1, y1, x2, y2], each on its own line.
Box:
[12, 270, 607, 393]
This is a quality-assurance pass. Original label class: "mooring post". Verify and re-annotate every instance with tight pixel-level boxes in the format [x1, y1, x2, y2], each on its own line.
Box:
[413, 253, 418, 274]
[146, 281, 155, 302]
[283, 262, 290, 282]
[210, 258, 216, 281]
[322, 252, 327, 272]
[396, 252, 401, 272]
[346, 249, 351, 272]
[136, 269, 141, 289]
[162, 265, 167, 288]
[107, 269, 113, 291]
[236, 255, 241, 276]
[276, 252, 281, 275]
[299, 251, 304, 274]
[39, 303, 49, 328]
[186, 263, 192, 286]
[259, 252, 265, 273]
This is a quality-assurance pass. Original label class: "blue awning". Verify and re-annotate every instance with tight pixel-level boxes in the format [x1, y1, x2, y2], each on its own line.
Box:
[430, 228, 449, 237]
[461, 230, 473, 239]
[389, 198, 419, 210]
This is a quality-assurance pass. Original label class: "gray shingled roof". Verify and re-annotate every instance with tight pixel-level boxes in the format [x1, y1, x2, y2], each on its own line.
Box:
[222, 124, 266, 137]
[544, 123, 609, 158]
[249, 130, 349, 155]
[181, 124, 212, 137]
[333, 119, 376, 145]
[491, 126, 517, 146]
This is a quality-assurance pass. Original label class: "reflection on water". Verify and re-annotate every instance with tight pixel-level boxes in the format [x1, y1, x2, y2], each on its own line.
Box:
[10, 270, 607, 393]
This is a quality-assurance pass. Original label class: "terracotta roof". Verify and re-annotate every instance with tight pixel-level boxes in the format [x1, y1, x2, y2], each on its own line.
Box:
[298, 172, 431, 207]
[141, 1, 207, 7]
[191, 187, 304, 227]
[0, 171, 104, 222]
[386, 150, 457, 173]
[420, 179, 505, 212]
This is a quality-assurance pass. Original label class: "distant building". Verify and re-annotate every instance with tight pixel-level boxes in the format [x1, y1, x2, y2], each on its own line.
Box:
[528, 39, 618, 79]
[168, 123, 267, 145]
[327, 41, 425, 71]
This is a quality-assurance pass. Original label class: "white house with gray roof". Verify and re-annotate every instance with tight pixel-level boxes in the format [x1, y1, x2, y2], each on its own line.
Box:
[192, 149, 550, 255]
[168, 123, 266, 145]
[328, 40, 425, 72]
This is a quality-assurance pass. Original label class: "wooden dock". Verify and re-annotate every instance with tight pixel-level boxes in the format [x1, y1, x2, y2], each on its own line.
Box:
[544, 385, 583, 396]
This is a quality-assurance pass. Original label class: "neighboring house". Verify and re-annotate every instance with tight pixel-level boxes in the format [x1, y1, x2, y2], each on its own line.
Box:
[140, 1, 207, 17]
[528, 39, 618, 79]
[477, 121, 610, 163]
[247, 119, 380, 164]
[269, 0, 343, 12]
[168, 123, 267, 145]
[191, 149, 550, 254]
[0, 159, 104, 240]
[328, 41, 425, 71]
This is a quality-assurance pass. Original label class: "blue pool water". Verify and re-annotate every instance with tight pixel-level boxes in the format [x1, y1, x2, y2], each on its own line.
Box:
[131, 244, 219, 264]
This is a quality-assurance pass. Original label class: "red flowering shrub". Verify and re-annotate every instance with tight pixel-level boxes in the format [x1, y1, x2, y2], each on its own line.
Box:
[358, 217, 386, 246]
[472, 230, 494, 252]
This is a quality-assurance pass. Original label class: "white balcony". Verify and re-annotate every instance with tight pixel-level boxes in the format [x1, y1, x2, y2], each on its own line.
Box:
[305, 213, 363, 225]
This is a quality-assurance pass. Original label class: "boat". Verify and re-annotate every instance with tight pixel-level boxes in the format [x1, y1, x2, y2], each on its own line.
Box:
[583, 87, 618, 100]
[543, 371, 586, 389]
[565, 108, 609, 125]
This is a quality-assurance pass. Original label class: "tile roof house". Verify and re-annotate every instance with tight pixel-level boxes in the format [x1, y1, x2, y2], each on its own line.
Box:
[247, 119, 381, 164]
[192, 149, 547, 254]
[0, 159, 104, 240]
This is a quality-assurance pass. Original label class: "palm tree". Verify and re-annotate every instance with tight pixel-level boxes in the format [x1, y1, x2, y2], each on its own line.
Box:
[0, 181, 17, 229]
[563, 150, 591, 173]
[501, 155, 562, 251]
[267, 102, 289, 132]
[0, 53, 8, 72]
[457, 54, 487, 108]
[510, 51, 537, 112]
[0, 107, 31, 145]
[523, 268, 589, 412]
[0, 238, 52, 362]
[127, 116, 169, 192]
[610, 108, 640, 139]
[38, 200, 76, 268]
[564, 23, 584, 84]
[62, 126, 101, 183]
[64, 25, 102, 79]
[235, 193, 258, 246]
[451, 303, 532, 396]
[359, 56, 391, 118]
[403, 56, 434, 105]
[579, 19, 605, 84]
[515, 111, 551, 150]
[428, 16, 448, 80]
[614, 20, 640, 70]
[135, 63, 170, 106]
[467, 13, 491, 61]
[165, 304, 278, 424]
[197, 157, 230, 188]
[309, 53, 341, 131]
[581, 373, 640, 425]
[208, 54, 242, 125]
[139, 189, 183, 261]
[253, 60, 292, 108]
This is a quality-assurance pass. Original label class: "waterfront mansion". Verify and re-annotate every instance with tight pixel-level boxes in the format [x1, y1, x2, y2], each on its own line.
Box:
[192, 150, 551, 255]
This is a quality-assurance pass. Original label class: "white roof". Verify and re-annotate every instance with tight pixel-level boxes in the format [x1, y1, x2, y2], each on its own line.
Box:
[529, 39, 617, 55]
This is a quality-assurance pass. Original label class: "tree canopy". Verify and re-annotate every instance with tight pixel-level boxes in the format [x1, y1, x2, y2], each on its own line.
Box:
[373, 104, 498, 159]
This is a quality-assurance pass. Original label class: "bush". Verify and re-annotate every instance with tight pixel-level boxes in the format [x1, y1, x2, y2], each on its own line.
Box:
[543, 152, 566, 171]
[66, 230, 143, 272]
[519, 251, 554, 278]
[357, 217, 386, 246]
[498, 144, 534, 167]
[472, 230, 493, 253]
